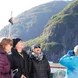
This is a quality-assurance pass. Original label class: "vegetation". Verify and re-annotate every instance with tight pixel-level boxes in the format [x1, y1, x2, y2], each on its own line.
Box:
[25, 0, 78, 62]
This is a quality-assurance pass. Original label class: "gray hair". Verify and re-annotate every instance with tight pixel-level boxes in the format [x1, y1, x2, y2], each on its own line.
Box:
[74, 45, 78, 54]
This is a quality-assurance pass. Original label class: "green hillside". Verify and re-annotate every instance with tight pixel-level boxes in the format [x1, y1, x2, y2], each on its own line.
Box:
[25, 0, 78, 62]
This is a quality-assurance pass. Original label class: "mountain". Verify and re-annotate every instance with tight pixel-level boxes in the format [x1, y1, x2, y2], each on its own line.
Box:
[0, 1, 70, 40]
[25, 0, 78, 62]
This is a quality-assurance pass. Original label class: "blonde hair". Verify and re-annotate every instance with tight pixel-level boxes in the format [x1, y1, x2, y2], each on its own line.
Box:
[0, 38, 12, 50]
[74, 45, 78, 55]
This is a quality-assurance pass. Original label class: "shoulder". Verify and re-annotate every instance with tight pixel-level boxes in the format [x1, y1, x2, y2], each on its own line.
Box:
[42, 55, 49, 63]
[23, 50, 28, 55]
[59, 55, 78, 68]
[29, 54, 35, 63]
[0, 48, 6, 55]
[60, 55, 76, 61]
[8, 52, 14, 59]
[0, 53, 4, 58]
[29, 53, 34, 59]
[23, 50, 29, 58]
[0, 52, 6, 58]
[43, 54, 47, 60]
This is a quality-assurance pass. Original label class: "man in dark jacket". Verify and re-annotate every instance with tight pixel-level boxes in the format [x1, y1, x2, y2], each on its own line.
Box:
[29, 44, 51, 78]
[8, 38, 29, 78]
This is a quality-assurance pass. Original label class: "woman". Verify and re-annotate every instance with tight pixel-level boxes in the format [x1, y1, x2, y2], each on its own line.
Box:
[60, 45, 78, 78]
[0, 38, 12, 78]
[8, 38, 29, 78]
[29, 44, 50, 78]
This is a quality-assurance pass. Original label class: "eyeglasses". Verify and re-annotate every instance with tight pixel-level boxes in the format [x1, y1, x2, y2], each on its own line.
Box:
[9, 43, 12, 46]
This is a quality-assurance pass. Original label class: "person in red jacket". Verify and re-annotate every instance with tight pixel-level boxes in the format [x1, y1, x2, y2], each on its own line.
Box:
[0, 38, 12, 78]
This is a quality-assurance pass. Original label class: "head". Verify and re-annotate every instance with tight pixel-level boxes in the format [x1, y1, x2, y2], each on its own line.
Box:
[31, 44, 41, 54]
[0, 38, 12, 53]
[13, 38, 24, 52]
[74, 45, 78, 56]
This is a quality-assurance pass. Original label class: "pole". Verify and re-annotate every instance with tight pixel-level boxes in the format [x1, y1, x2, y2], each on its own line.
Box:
[8, 11, 13, 38]
[8, 24, 11, 38]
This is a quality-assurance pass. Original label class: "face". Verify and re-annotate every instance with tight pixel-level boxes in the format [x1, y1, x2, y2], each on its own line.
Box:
[75, 51, 78, 56]
[15, 41, 24, 52]
[33, 47, 41, 54]
[5, 43, 12, 53]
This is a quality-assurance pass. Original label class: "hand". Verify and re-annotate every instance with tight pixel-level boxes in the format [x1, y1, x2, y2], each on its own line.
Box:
[21, 74, 26, 78]
[67, 50, 74, 56]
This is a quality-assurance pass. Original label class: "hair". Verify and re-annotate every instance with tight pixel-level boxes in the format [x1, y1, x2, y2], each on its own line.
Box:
[74, 45, 78, 55]
[0, 38, 12, 50]
[30, 44, 41, 52]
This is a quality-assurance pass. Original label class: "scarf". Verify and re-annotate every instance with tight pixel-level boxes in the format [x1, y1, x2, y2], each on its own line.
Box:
[32, 52, 43, 61]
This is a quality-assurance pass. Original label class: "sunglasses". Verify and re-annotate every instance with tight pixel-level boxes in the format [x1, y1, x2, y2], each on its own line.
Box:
[34, 46, 40, 48]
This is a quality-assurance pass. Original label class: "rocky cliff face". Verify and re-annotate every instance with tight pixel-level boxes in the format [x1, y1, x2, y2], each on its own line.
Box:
[42, 0, 78, 62]
[25, 0, 78, 62]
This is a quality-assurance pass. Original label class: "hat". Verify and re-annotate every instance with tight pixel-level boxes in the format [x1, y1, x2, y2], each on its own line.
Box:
[13, 38, 22, 48]
[30, 44, 40, 52]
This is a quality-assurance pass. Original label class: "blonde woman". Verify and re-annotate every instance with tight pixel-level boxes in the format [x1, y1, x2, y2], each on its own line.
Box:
[8, 38, 29, 78]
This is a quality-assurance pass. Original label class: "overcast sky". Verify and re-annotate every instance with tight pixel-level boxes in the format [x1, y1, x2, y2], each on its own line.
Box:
[0, 0, 72, 30]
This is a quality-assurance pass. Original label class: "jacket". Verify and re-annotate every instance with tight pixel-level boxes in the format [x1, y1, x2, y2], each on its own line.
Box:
[29, 54, 50, 78]
[0, 48, 12, 78]
[8, 49, 29, 78]
[60, 54, 78, 78]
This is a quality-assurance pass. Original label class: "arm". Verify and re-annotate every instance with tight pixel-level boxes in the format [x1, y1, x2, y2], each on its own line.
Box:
[47, 62, 51, 78]
[29, 58, 33, 78]
[60, 55, 75, 68]
[44, 55, 51, 78]
[0, 55, 10, 73]
[8, 54, 18, 70]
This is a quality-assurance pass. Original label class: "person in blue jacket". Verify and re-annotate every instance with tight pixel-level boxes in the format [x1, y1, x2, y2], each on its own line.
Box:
[60, 45, 78, 78]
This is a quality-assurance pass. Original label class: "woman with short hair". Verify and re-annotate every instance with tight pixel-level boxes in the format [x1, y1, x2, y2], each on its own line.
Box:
[0, 38, 12, 78]
[29, 44, 50, 78]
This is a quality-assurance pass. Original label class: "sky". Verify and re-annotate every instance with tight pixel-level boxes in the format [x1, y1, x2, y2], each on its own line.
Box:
[0, 0, 72, 30]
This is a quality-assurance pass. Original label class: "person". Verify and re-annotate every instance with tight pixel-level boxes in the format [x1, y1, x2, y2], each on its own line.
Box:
[0, 38, 12, 78]
[29, 44, 50, 78]
[8, 38, 29, 78]
[60, 45, 78, 78]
